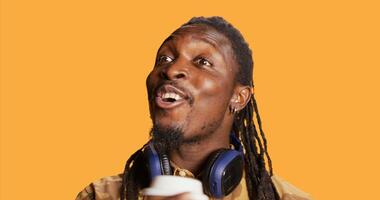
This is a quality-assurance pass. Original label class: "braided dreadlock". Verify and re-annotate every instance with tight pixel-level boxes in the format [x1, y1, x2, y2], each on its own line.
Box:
[119, 16, 279, 200]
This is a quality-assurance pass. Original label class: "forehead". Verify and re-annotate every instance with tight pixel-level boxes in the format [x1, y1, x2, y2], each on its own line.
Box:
[170, 24, 231, 48]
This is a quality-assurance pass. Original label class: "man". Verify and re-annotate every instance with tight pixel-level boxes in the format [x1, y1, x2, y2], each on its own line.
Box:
[76, 16, 313, 200]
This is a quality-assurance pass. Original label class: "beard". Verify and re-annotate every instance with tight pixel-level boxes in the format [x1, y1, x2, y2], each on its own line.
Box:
[150, 125, 183, 155]
[150, 121, 218, 155]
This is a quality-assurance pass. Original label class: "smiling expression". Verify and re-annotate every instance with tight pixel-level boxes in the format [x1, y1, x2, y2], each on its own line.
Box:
[146, 24, 239, 141]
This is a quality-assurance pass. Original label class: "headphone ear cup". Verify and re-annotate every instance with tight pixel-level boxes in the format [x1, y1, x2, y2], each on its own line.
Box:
[202, 149, 244, 199]
[202, 149, 230, 196]
[143, 143, 164, 182]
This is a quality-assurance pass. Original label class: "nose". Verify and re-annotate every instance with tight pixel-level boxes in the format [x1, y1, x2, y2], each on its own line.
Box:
[160, 59, 189, 81]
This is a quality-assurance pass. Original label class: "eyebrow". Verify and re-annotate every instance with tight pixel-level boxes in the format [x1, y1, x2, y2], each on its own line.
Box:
[196, 36, 219, 49]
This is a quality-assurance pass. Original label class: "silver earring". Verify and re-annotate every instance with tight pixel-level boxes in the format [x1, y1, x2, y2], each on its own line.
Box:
[230, 105, 237, 114]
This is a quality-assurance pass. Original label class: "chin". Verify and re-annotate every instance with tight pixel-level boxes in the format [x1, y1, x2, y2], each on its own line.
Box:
[153, 112, 187, 128]
[154, 118, 184, 131]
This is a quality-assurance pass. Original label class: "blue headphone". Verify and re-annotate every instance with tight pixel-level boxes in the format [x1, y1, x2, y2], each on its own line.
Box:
[142, 134, 244, 199]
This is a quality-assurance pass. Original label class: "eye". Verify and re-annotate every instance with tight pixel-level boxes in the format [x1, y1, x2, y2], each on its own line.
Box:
[194, 57, 212, 67]
[157, 55, 174, 65]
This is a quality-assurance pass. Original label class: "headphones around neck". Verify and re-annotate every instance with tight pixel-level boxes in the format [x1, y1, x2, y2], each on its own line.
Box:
[142, 134, 244, 199]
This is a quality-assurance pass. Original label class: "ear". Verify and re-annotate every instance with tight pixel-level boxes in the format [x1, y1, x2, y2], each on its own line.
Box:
[230, 85, 253, 112]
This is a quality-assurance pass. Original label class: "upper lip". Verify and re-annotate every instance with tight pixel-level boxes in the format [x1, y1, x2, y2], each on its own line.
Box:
[155, 84, 189, 100]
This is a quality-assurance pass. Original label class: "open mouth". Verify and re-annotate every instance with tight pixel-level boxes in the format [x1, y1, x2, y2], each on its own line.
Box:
[160, 92, 182, 102]
[155, 84, 188, 109]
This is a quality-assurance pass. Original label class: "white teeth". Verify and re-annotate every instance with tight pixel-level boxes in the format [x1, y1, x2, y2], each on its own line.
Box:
[169, 93, 176, 99]
[161, 92, 182, 101]
[162, 93, 171, 99]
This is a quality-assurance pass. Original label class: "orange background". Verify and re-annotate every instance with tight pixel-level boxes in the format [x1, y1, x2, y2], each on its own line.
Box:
[1, 0, 379, 199]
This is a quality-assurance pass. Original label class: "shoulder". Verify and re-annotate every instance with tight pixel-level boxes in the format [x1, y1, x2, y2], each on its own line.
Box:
[271, 175, 314, 200]
[75, 174, 123, 200]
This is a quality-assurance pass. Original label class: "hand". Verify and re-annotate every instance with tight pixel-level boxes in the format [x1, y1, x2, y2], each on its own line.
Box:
[144, 192, 199, 200]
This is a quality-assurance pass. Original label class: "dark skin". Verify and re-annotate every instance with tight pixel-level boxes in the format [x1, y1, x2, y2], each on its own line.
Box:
[145, 24, 252, 199]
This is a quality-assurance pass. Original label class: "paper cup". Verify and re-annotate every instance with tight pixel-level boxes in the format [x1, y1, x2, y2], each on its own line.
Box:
[141, 175, 208, 200]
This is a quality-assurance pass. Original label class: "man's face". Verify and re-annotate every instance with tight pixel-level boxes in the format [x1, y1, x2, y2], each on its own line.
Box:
[146, 25, 238, 143]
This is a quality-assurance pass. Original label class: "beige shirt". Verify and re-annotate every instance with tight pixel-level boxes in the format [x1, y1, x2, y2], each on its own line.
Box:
[76, 165, 313, 200]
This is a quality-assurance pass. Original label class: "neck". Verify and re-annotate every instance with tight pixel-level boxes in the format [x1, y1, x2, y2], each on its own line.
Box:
[169, 131, 230, 175]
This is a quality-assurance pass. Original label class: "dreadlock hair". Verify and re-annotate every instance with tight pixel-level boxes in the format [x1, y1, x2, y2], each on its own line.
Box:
[119, 16, 279, 200]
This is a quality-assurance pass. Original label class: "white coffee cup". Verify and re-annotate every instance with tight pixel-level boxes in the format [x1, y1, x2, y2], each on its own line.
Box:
[141, 175, 209, 200]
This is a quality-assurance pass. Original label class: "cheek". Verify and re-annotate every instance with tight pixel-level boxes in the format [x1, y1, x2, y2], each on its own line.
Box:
[201, 78, 221, 94]
[146, 70, 161, 112]
[184, 77, 231, 133]
[194, 76, 233, 111]
[146, 70, 160, 95]
[146, 70, 157, 86]
[196, 76, 232, 98]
